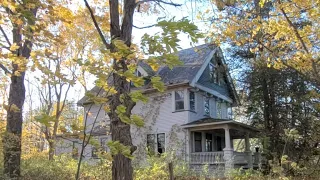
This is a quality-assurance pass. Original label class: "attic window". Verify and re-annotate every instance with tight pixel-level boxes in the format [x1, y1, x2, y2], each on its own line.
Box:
[204, 96, 210, 116]
[209, 63, 219, 84]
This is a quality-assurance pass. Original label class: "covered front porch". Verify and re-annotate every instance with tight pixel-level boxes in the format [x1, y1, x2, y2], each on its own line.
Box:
[183, 118, 261, 171]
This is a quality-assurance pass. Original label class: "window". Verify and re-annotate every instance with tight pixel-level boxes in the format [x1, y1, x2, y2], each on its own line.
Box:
[189, 91, 195, 111]
[227, 104, 233, 119]
[209, 63, 218, 84]
[194, 132, 202, 152]
[206, 133, 213, 152]
[175, 91, 184, 110]
[157, 133, 165, 154]
[72, 141, 78, 159]
[146, 133, 165, 154]
[217, 101, 222, 118]
[147, 134, 155, 154]
[204, 97, 210, 116]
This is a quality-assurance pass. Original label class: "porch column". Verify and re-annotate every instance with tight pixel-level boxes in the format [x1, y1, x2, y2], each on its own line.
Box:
[223, 126, 233, 174]
[245, 132, 253, 168]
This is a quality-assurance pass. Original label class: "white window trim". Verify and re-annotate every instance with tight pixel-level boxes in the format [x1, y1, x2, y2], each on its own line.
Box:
[172, 90, 186, 111]
[147, 132, 166, 154]
[188, 90, 196, 112]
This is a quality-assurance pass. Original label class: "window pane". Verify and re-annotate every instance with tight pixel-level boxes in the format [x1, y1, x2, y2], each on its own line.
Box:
[175, 91, 184, 100]
[175, 101, 184, 110]
[204, 97, 210, 115]
[157, 133, 165, 154]
[227, 104, 233, 119]
[195, 141, 202, 152]
[206, 133, 213, 152]
[217, 101, 222, 118]
[194, 132, 202, 152]
[194, 132, 202, 141]
[147, 134, 155, 153]
[189, 92, 195, 111]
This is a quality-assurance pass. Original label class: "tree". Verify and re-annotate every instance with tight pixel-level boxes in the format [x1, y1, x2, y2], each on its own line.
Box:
[199, 0, 319, 172]
[76, 0, 202, 179]
[0, 1, 69, 177]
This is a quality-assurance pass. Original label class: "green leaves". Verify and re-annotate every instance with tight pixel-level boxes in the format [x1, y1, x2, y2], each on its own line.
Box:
[116, 105, 145, 127]
[107, 141, 133, 159]
[35, 114, 56, 127]
[151, 76, 165, 92]
[130, 91, 148, 103]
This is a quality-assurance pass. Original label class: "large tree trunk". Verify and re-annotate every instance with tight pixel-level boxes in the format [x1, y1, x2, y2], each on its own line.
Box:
[3, 72, 25, 178]
[3, 7, 37, 178]
[108, 0, 136, 179]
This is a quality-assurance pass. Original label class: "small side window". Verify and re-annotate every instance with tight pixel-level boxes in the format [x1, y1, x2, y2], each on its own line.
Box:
[217, 101, 222, 119]
[189, 91, 195, 111]
[204, 97, 210, 116]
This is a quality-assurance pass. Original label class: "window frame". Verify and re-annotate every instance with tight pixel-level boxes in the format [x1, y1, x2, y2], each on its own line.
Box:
[146, 133, 166, 154]
[209, 62, 219, 84]
[189, 91, 195, 111]
[174, 90, 185, 111]
[227, 103, 233, 119]
[216, 100, 222, 119]
[204, 96, 210, 116]
[147, 134, 156, 154]
[157, 133, 166, 154]
[194, 132, 202, 152]
[205, 133, 213, 152]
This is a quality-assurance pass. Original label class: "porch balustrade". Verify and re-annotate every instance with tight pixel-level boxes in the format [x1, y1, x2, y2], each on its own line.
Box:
[190, 151, 224, 164]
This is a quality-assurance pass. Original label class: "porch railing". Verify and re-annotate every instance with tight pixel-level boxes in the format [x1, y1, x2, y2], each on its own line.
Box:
[190, 152, 224, 164]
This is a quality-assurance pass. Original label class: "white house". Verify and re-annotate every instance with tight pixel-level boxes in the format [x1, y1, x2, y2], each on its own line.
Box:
[56, 44, 262, 174]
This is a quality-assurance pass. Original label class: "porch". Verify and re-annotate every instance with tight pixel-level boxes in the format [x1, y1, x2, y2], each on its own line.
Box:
[183, 118, 262, 171]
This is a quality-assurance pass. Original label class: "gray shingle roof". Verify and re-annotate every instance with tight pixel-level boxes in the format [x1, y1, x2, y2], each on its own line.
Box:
[155, 44, 215, 84]
[77, 44, 216, 105]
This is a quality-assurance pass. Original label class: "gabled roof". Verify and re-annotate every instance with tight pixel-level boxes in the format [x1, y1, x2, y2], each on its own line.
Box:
[140, 44, 216, 84]
[77, 44, 239, 105]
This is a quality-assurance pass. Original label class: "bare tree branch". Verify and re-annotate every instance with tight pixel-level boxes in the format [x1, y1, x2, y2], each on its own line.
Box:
[0, 25, 11, 46]
[133, 24, 156, 29]
[0, 63, 11, 74]
[83, 0, 111, 49]
[279, 7, 309, 54]
[136, 0, 182, 7]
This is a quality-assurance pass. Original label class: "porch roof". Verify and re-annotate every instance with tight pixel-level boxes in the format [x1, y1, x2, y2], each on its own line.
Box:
[182, 118, 260, 134]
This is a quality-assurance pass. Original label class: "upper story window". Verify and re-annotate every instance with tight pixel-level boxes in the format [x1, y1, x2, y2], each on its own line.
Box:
[227, 104, 233, 119]
[189, 91, 195, 111]
[209, 62, 219, 84]
[175, 91, 184, 110]
[217, 101, 222, 119]
[204, 96, 210, 116]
